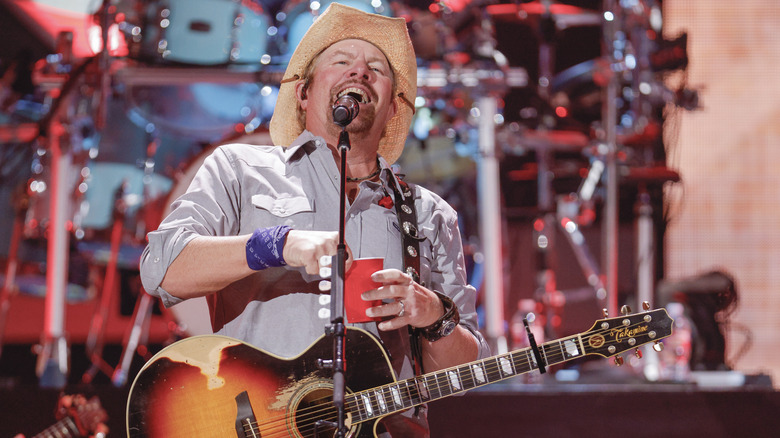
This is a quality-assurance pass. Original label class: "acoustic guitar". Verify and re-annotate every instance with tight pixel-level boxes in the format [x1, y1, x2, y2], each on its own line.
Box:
[127, 308, 673, 437]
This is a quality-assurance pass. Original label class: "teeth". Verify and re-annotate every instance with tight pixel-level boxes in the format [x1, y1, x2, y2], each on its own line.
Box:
[338, 87, 369, 103]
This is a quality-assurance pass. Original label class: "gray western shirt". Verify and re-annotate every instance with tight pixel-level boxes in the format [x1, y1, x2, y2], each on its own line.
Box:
[139, 130, 490, 436]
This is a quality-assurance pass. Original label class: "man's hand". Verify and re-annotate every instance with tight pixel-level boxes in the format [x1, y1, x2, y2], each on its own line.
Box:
[362, 269, 445, 331]
[283, 230, 353, 275]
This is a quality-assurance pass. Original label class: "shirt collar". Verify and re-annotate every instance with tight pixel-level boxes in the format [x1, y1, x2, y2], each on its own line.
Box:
[287, 130, 406, 198]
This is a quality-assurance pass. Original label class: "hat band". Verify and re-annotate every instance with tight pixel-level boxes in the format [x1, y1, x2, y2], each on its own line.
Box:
[398, 92, 415, 115]
[281, 74, 301, 84]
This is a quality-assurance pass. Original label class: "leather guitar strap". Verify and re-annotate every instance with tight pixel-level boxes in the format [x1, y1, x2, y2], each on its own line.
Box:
[389, 177, 426, 382]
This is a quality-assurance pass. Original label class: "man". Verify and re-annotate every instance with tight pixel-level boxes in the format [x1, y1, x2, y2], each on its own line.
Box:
[139, 3, 490, 436]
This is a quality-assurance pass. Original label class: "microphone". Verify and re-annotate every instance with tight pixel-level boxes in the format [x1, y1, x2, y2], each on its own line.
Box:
[332, 93, 361, 127]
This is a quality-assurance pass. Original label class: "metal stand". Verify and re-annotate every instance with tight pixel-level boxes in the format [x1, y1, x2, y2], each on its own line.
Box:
[112, 292, 154, 387]
[476, 96, 508, 354]
[0, 190, 27, 359]
[83, 185, 127, 384]
[37, 119, 71, 388]
[601, 0, 621, 317]
[93, 128, 163, 387]
[635, 186, 654, 308]
[530, 140, 607, 339]
[316, 128, 352, 438]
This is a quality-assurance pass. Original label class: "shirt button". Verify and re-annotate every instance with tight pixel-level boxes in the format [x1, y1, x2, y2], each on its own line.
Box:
[154, 257, 160, 263]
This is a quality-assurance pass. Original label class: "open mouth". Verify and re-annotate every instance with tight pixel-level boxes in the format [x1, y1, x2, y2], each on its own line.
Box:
[337, 87, 369, 103]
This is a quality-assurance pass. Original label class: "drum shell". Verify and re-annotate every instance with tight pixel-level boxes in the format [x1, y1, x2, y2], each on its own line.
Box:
[129, 0, 271, 65]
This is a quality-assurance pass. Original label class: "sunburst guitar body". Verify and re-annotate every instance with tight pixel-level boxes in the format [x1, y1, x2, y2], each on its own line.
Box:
[127, 309, 673, 437]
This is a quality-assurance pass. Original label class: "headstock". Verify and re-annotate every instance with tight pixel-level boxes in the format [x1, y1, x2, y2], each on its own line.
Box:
[581, 306, 673, 360]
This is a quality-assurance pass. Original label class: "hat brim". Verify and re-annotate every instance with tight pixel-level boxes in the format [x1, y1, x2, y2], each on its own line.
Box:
[269, 3, 416, 165]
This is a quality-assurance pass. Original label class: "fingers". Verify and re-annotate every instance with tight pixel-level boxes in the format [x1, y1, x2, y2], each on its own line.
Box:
[370, 268, 413, 285]
[282, 230, 355, 276]
[365, 299, 407, 325]
[362, 269, 445, 331]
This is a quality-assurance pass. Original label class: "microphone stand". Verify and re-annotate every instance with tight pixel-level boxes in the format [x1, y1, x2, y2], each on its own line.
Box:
[316, 127, 351, 438]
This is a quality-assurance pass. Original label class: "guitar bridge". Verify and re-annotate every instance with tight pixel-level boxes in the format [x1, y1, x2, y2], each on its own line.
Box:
[235, 391, 259, 437]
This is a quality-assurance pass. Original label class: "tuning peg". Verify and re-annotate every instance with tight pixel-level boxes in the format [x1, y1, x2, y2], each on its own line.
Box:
[602, 308, 609, 317]
[634, 348, 643, 359]
[614, 356, 624, 366]
[652, 341, 664, 352]
[620, 305, 632, 315]
[642, 301, 651, 311]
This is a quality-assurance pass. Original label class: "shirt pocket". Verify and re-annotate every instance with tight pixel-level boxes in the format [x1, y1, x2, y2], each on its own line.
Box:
[251, 194, 312, 217]
[251, 194, 315, 229]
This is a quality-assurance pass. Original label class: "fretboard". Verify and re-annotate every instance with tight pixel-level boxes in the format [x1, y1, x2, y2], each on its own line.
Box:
[33, 417, 79, 438]
[346, 333, 586, 423]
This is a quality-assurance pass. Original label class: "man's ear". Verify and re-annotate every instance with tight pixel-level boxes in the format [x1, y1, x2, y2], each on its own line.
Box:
[295, 80, 308, 110]
[385, 95, 398, 124]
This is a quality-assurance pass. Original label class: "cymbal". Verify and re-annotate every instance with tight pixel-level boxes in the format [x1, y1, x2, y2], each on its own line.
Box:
[486, 1, 602, 30]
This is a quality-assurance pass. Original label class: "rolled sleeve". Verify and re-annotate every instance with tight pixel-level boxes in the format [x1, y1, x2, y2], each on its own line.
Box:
[139, 146, 240, 307]
[140, 227, 200, 307]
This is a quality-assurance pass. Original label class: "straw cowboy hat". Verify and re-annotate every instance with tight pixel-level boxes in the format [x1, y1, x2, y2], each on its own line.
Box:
[269, 2, 417, 164]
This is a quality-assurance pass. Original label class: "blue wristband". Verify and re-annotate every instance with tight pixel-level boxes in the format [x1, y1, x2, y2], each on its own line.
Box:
[246, 225, 291, 270]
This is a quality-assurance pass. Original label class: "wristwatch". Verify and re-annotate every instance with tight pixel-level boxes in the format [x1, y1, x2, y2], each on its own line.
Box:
[418, 292, 460, 342]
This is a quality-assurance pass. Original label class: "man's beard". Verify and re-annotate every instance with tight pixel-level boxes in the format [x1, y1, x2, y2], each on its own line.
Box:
[327, 81, 378, 137]
[326, 103, 376, 137]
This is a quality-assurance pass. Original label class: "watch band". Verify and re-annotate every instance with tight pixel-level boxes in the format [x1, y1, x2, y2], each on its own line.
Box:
[418, 291, 460, 342]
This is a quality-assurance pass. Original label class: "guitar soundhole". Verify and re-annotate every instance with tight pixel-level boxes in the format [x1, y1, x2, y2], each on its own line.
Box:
[291, 384, 356, 438]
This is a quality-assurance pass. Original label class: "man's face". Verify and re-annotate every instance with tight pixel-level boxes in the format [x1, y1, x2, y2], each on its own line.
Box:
[299, 39, 397, 141]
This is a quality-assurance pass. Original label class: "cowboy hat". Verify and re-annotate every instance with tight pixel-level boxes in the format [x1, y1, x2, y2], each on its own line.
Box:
[269, 2, 417, 164]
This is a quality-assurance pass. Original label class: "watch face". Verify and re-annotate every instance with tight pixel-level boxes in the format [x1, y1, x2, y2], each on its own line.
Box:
[441, 320, 457, 337]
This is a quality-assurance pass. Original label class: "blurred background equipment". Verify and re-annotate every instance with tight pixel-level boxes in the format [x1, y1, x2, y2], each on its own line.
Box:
[0, 0, 696, 380]
[657, 270, 740, 372]
[3, 0, 779, 436]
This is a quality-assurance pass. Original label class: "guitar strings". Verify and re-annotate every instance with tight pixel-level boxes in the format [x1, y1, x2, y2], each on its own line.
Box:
[237, 319, 657, 437]
[256, 319, 658, 435]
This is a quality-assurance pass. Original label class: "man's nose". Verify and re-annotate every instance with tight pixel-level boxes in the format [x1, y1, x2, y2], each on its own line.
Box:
[348, 63, 371, 80]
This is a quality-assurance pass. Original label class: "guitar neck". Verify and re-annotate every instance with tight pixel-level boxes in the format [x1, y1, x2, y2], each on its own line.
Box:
[33, 417, 80, 438]
[346, 334, 584, 422]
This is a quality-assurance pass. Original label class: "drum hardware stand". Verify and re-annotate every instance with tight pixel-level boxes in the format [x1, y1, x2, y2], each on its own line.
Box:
[36, 118, 71, 388]
[537, 0, 557, 106]
[111, 127, 170, 387]
[0, 187, 28, 360]
[521, 1, 607, 339]
[82, 183, 128, 384]
[35, 6, 115, 387]
[529, 138, 606, 340]
[601, 0, 622, 317]
[635, 185, 654, 310]
[476, 95, 508, 354]
[112, 292, 154, 387]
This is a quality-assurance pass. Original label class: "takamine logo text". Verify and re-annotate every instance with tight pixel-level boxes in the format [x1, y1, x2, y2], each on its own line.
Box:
[612, 325, 649, 343]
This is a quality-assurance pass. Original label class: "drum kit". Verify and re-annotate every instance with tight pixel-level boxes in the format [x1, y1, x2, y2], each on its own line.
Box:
[0, 0, 692, 383]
